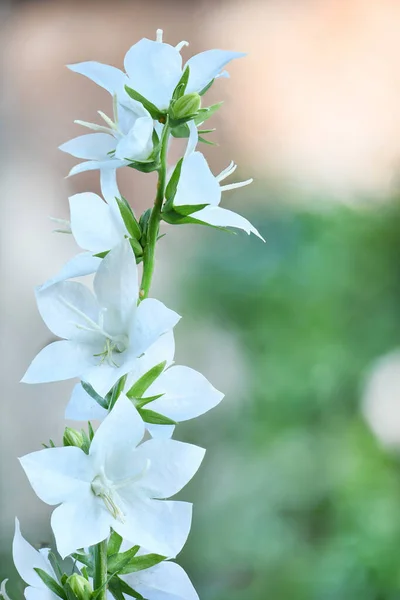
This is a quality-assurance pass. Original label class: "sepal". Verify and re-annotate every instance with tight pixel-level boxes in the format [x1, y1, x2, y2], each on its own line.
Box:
[124, 85, 165, 121]
[115, 197, 142, 240]
[126, 361, 167, 399]
[33, 568, 67, 600]
[109, 577, 143, 600]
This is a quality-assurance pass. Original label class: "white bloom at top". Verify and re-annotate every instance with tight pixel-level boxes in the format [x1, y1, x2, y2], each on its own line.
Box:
[19, 396, 205, 559]
[169, 152, 265, 240]
[67, 30, 244, 112]
[22, 240, 180, 396]
[59, 97, 154, 177]
[121, 558, 199, 600]
[12, 518, 57, 600]
[66, 330, 224, 439]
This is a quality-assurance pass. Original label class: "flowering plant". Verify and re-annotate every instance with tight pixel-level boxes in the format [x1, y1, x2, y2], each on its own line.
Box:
[4, 29, 263, 600]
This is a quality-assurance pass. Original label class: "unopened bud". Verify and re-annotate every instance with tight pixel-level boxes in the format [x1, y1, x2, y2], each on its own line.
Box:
[66, 574, 92, 600]
[63, 427, 84, 449]
[171, 93, 201, 121]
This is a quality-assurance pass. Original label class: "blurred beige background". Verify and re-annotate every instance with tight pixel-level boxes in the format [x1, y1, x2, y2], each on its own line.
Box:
[3, 0, 400, 588]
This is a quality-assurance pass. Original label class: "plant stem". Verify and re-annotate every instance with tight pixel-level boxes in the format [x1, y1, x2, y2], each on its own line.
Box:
[93, 539, 108, 600]
[140, 120, 170, 299]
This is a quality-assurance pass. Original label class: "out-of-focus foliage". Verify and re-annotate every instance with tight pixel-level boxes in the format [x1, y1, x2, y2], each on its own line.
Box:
[179, 193, 400, 600]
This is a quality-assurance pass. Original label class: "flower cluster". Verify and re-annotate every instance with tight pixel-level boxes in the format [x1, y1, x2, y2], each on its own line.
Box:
[7, 29, 263, 600]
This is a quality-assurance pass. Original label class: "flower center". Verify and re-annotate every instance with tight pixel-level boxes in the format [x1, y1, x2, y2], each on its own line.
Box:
[93, 334, 129, 367]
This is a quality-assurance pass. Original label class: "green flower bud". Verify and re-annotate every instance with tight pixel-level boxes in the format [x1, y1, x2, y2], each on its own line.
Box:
[63, 427, 84, 449]
[171, 93, 201, 121]
[66, 574, 92, 600]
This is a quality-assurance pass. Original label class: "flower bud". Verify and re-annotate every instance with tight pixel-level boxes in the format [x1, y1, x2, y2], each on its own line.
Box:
[171, 93, 201, 121]
[63, 427, 84, 449]
[66, 574, 92, 600]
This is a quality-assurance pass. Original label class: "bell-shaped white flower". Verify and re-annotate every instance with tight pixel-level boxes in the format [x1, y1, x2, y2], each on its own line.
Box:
[59, 97, 154, 177]
[66, 330, 224, 438]
[19, 396, 205, 559]
[12, 518, 58, 600]
[121, 558, 199, 600]
[170, 152, 265, 239]
[22, 240, 180, 396]
[67, 30, 244, 112]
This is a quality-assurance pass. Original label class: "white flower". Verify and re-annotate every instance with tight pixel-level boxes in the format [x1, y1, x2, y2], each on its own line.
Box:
[12, 518, 58, 600]
[19, 396, 205, 559]
[22, 240, 180, 396]
[170, 152, 265, 239]
[66, 29, 244, 112]
[66, 330, 224, 438]
[121, 558, 199, 600]
[59, 96, 154, 177]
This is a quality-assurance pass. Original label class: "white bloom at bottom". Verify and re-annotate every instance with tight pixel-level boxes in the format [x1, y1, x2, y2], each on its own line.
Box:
[19, 396, 205, 559]
[12, 518, 57, 600]
[121, 560, 199, 600]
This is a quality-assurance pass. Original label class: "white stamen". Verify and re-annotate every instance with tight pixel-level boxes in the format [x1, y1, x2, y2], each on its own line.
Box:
[113, 93, 119, 126]
[156, 29, 163, 43]
[98, 111, 119, 131]
[216, 161, 237, 182]
[59, 297, 113, 340]
[220, 178, 253, 192]
[176, 40, 189, 52]
[0, 580, 11, 600]
[74, 120, 115, 135]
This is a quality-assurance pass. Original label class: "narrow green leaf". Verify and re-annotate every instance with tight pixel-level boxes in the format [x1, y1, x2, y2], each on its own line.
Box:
[81, 381, 108, 410]
[48, 552, 63, 582]
[198, 128, 216, 134]
[109, 578, 143, 600]
[124, 85, 164, 120]
[127, 159, 160, 174]
[172, 66, 190, 101]
[71, 552, 92, 568]
[81, 567, 89, 581]
[87, 421, 95, 442]
[173, 203, 208, 217]
[93, 250, 110, 259]
[134, 393, 164, 409]
[129, 237, 143, 259]
[194, 102, 223, 125]
[165, 159, 183, 204]
[107, 545, 140, 574]
[115, 197, 142, 240]
[108, 375, 128, 411]
[199, 136, 218, 146]
[118, 553, 166, 576]
[198, 78, 215, 96]
[126, 362, 166, 399]
[107, 531, 123, 557]
[34, 569, 67, 600]
[80, 430, 91, 455]
[170, 123, 190, 139]
[162, 208, 232, 231]
[137, 408, 176, 425]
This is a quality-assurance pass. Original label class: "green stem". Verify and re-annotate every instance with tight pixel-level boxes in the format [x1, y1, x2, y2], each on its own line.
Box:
[140, 120, 170, 299]
[93, 539, 108, 600]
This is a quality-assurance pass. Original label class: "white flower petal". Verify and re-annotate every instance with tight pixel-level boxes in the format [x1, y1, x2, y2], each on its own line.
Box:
[173, 152, 220, 207]
[25, 586, 57, 600]
[185, 50, 245, 94]
[68, 158, 126, 177]
[192, 205, 265, 240]
[35, 281, 99, 341]
[100, 169, 123, 216]
[135, 439, 205, 499]
[123, 561, 199, 600]
[124, 331, 175, 391]
[184, 120, 198, 158]
[19, 446, 93, 505]
[124, 39, 182, 110]
[13, 519, 53, 589]
[93, 240, 138, 329]
[114, 499, 192, 558]
[69, 192, 125, 253]
[114, 116, 154, 161]
[89, 395, 145, 472]
[130, 299, 181, 358]
[68, 61, 127, 96]
[51, 490, 111, 559]
[65, 383, 107, 421]
[21, 341, 92, 384]
[59, 134, 116, 160]
[146, 424, 175, 439]
[148, 365, 224, 422]
[83, 358, 136, 397]
[40, 253, 102, 289]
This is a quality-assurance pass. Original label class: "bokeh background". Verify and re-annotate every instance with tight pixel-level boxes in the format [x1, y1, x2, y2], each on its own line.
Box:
[3, 0, 400, 598]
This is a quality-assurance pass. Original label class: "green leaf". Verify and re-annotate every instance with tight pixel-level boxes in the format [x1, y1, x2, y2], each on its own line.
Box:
[87, 421, 95, 442]
[170, 123, 190, 139]
[108, 530, 123, 557]
[80, 567, 89, 581]
[108, 375, 128, 411]
[34, 569, 67, 600]
[194, 102, 223, 125]
[134, 393, 164, 409]
[172, 65, 190, 101]
[129, 237, 144, 259]
[108, 545, 140, 574]
[165, 158, 183, 204]
[80, 429, 91, 455]
[198, 78, 215, 96]
[115, 197, 142, 240]
[161, 208, 231, 231]
[118, 553, 166, 576]
[137, 408, 176, 425]
[48, 552, 63, 582]
[127, 159, 160, 174]
[109, 578, 143, 600]
[93, 250, 110, 259]
[173, 203, 208, 217]
[199, 136, 217, 146]
[71, 552, 92, 568]
[126, 361, 166, 399]
[81, 381, 108, 410]
[124, 85, 165, 120]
